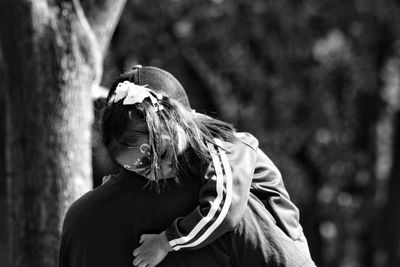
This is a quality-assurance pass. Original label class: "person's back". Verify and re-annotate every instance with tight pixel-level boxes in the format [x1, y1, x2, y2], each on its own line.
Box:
[60, 166, 314, 267]
[59, 170, 234, 267]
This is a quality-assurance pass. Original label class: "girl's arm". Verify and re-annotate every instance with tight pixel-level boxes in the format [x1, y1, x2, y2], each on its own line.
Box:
[250, 148, 303, 240]
[165, 135, 259, 251]
[132, 133, 259, 266]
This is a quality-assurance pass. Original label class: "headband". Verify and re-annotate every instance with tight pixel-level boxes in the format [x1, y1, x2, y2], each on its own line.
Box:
[108, 81, 164, 112]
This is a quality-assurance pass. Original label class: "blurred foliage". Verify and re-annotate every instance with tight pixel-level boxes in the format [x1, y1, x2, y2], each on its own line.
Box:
[97, 0, 400, 266]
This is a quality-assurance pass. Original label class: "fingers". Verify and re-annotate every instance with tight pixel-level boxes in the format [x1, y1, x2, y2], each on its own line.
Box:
[132, 256, 142, 266]
[133, 234, 161, 267]
[137, 262, 147, 267]
[133, 247, 140, 257]
[133, 255, 154, 267]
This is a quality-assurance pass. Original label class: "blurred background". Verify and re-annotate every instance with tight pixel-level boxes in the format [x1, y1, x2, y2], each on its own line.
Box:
[1, 0, 400, 266]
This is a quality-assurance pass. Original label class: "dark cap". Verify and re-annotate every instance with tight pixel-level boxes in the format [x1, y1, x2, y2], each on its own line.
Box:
[109, 65, 191, 109]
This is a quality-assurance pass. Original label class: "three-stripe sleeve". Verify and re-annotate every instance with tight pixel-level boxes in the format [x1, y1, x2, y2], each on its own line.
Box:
[165, 138, 257, 251]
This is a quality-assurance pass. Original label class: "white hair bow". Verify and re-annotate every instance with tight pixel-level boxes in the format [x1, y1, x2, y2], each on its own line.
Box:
[108, 81, 164, 112]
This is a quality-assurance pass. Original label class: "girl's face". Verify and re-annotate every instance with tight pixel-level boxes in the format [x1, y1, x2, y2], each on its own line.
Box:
[109, 115, 176, 180]
[109, 117, 152, 175]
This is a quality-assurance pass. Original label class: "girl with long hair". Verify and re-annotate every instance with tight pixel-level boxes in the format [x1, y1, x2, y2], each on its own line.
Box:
[101, 66, 315, 267]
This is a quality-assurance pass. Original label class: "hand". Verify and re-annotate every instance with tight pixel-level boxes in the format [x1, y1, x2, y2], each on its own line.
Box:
[132, 231, 172, 267]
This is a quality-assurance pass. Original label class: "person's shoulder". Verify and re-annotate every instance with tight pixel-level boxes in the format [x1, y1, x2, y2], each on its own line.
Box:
[232, 132, 259, 152]
[67, 189, 97, 212]
[63, 179, 116, 225]
[63, 188, 98, 224]
[215, 132, 259, 164]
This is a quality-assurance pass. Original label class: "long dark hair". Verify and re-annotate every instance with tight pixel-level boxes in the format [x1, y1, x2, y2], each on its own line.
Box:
[101, 75, 237, 188]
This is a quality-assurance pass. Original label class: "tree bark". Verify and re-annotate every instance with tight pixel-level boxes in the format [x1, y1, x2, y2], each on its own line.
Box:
[0, 0, 125, 266]
[81, 0, 127, 56]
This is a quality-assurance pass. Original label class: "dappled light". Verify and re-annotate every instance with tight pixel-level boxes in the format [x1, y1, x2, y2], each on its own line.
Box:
[1, 0, 399, 266]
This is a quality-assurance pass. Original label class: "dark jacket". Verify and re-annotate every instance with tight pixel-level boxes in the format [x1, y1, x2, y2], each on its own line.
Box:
[59, 132, 314, 267]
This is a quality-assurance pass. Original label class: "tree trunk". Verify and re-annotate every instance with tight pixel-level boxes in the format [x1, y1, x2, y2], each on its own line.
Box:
[0, 0, 125, 266]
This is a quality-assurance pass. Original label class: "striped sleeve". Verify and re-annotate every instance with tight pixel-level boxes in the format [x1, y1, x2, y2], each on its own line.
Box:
[165, 138, 257, 251]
